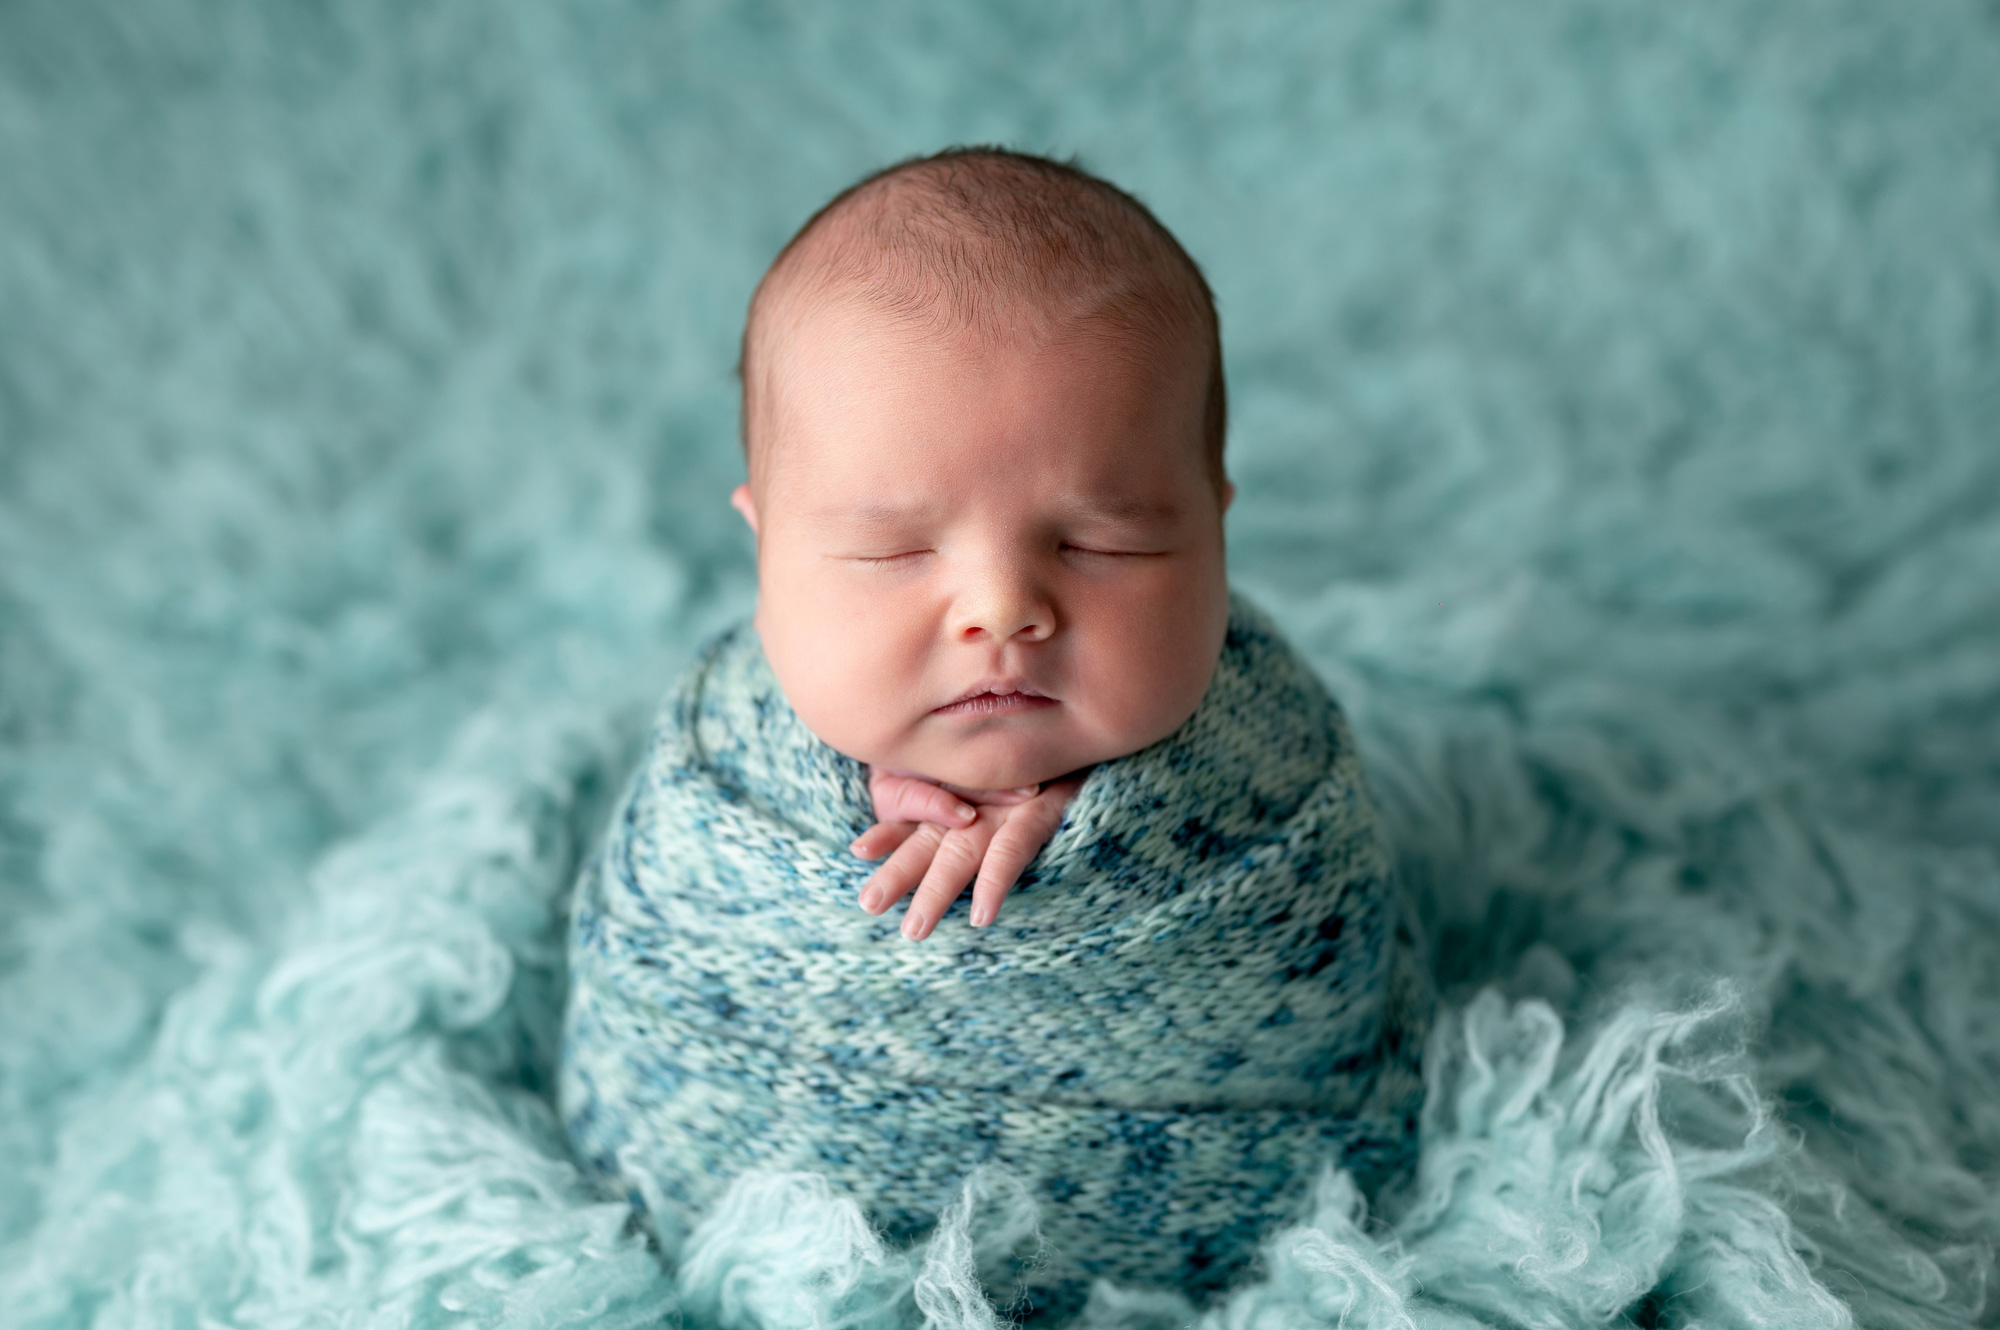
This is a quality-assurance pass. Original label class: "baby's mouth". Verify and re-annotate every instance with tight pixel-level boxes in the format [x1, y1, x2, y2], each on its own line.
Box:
[931, 684, 1058, 718]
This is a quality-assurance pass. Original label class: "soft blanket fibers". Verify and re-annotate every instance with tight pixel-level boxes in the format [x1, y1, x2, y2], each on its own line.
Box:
[3, 1, 1997, 1327]
[561, 601, 1429, 1299]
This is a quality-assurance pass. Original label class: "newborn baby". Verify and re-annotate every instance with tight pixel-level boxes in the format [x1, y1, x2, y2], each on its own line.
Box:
[562, 149, 1429, 1307]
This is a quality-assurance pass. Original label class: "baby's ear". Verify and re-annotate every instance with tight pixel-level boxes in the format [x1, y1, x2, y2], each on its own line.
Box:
[729, 484, 760, 537]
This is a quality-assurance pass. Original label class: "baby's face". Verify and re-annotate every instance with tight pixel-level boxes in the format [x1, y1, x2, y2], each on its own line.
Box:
[735, 302, 1230, 792]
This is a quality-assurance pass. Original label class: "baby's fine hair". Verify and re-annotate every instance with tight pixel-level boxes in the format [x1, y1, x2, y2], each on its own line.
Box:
[740, 147, 1226, 490]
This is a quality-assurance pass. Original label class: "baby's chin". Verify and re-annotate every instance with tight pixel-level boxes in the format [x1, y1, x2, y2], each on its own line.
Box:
[878, 729, 1106, 794]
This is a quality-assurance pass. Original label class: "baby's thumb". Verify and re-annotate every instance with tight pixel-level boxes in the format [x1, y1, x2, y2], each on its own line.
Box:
[872, 773, 978, 828]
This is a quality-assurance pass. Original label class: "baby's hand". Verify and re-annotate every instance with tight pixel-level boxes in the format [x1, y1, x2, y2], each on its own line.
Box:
[850, 769, 1084, 941]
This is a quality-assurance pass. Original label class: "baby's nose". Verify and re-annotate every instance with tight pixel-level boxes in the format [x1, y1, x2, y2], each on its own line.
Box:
[954, 572, 1055, 643]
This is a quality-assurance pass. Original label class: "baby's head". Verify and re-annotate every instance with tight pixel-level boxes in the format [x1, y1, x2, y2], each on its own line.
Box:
[733, 148, 1231, 792]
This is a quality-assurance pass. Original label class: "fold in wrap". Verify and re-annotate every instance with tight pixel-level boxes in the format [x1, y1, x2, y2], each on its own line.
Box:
[560, 595, 1430, 1296]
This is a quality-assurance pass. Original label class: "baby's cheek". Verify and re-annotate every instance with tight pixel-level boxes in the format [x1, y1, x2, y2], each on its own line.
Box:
[1070, 600, 1222, 752]
[763, 571, 939, 765]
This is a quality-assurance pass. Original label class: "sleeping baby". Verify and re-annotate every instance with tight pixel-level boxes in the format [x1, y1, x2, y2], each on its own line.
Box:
[561, 148, 1430, 1307]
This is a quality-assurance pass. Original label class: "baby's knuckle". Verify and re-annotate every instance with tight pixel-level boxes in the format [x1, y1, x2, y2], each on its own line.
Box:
[913, 884, 961, 914]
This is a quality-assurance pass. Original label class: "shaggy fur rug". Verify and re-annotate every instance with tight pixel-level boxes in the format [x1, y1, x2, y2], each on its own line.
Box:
[1, 2, 1995, 1327]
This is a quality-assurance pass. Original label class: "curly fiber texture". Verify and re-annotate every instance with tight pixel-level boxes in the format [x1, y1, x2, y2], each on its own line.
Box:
[562, 598, 1431, 1299]
[670, 990, 1857, 1330]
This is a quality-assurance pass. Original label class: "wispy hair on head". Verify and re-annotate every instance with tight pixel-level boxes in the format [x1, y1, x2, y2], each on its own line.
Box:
[740, 147, 1227, 491]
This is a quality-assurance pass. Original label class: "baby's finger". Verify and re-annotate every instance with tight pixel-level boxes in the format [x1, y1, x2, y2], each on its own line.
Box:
[858, 822, 945, 915]
[850, 821, 916, 861]
[901, 819, 997, 941]
[870, 773, 978, 829]
[968, 795, 1070, 926]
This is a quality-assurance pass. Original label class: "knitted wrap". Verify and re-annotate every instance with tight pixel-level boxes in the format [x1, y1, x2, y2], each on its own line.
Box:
[560, 596, 1430, 1295]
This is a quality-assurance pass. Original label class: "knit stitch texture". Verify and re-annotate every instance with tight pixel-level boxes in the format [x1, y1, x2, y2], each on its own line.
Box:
[560, 595, 1430, 1297]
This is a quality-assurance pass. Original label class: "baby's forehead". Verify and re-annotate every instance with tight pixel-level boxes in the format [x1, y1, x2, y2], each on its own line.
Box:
[765, 241, 1195, 371]
[765, 282, 1199, 388]
[757, 315, 1212, 519]
[770, 293, 1208, 436]
[750, 281, 1216, 503]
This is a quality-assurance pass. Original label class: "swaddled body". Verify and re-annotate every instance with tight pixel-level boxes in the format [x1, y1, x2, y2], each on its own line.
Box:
[561, 595, 1429, 1292]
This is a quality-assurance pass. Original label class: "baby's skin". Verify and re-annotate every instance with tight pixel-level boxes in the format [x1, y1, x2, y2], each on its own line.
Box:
[731, 297, 1232, 940]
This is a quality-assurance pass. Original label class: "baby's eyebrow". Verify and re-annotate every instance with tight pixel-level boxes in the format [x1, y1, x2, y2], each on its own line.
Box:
[1064, 496, 1182, 524]
[802, 500, 941, 528]
[801, 496, 1181, 527]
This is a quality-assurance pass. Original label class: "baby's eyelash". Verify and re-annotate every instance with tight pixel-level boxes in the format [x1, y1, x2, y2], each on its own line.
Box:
[1060, 543, 1153, 557]
[852, 550, 932, 565]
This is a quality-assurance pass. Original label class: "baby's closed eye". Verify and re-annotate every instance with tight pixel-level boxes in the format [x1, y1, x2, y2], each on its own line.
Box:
[848, 549, 934, 566]
[1059, 541, 1167, 558]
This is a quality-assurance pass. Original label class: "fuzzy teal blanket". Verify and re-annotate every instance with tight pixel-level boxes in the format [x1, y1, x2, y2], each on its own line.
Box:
[561, 600, 1429, 1299]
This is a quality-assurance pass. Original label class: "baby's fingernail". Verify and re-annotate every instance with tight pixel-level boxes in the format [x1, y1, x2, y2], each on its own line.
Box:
[971, 902, 995, 927]
[859, 886, 881, 912]
[902, 913, 929, 941]
[955, 804, 976, 822]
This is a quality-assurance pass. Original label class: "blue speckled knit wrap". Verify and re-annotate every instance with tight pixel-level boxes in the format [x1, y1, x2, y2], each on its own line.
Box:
[560, 595, 1430, 1296]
